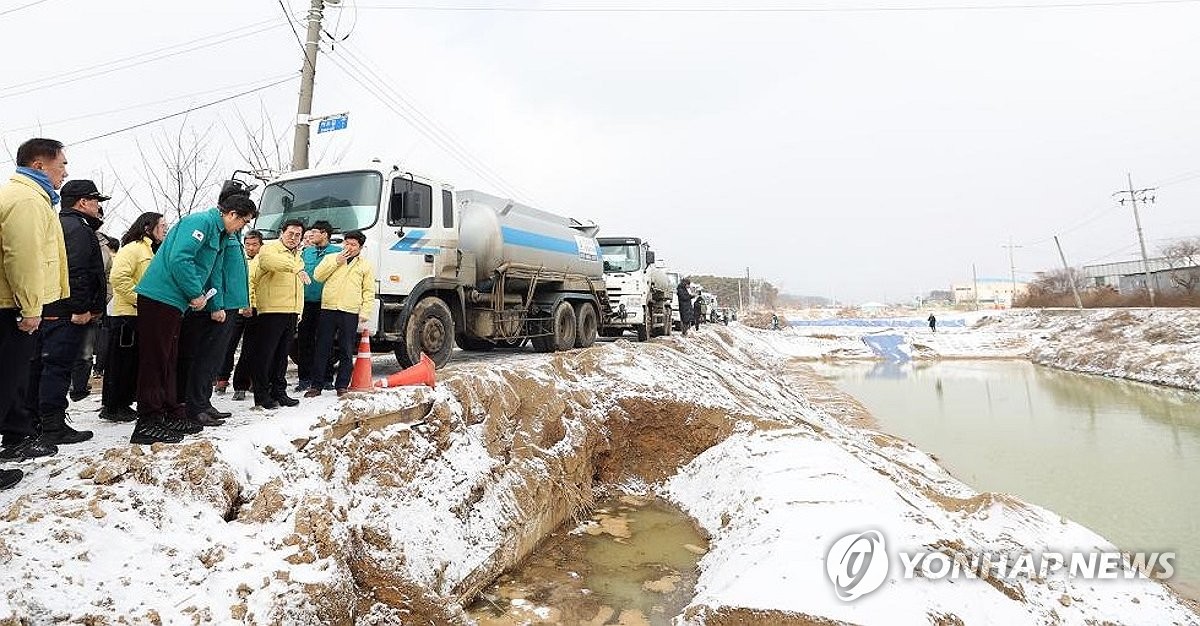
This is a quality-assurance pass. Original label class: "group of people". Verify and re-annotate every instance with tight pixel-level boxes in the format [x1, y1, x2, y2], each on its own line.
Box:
[0, 138, 377, 491]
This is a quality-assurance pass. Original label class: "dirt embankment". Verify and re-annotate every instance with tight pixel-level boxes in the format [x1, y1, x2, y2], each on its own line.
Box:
[980, 308, 1200, 392]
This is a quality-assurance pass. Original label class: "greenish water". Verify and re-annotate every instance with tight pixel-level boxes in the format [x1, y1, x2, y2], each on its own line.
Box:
[812, 360, 1200, 595]
[467, 495, 707, 626]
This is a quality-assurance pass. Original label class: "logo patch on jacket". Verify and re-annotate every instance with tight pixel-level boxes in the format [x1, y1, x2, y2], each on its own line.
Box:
[192, 230, 204, 242]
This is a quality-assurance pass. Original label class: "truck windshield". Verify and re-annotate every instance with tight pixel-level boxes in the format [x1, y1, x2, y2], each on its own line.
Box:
[600, 243, 642, 273]
[256, 171, 381, 236]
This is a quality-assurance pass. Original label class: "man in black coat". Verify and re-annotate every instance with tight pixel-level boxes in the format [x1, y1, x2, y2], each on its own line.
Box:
[676, 278, 694, 337]
[29, 179, 109, 445]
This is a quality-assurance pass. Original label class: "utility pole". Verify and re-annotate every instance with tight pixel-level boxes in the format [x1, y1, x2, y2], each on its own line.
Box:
[972, 263, 980, 311]
[1001, 237, 1022, 308]
[745, 267, 752, 310]
[1053, 235, 1084, 310]
[291, 0, 335, 172]
[1113, 173, 1157, 306]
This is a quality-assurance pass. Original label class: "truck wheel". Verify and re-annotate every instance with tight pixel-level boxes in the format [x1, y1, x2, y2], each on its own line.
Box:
[532, 301, 576, 353]
[574, 302, 598, 348]
[398, 297, 454, 368]
[636, 306, 651, 342]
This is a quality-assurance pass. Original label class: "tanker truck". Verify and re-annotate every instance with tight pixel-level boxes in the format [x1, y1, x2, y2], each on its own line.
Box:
[597, 237, 672, 341]
[254, 163, 609, 368]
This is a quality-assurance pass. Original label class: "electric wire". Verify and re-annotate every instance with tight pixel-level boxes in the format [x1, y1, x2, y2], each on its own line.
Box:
[0, 20, 283, 100]
[353, 0, 1200, 12]
[322, 51, 528, 200]
[1, 73, 297, 135]
[332, 42, 538, 202]
[0, 0, 54, 16]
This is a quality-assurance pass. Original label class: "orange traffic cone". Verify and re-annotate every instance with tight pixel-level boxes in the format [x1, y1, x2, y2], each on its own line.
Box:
[349, 329, 375, 392]
[375, 353, 436, 389]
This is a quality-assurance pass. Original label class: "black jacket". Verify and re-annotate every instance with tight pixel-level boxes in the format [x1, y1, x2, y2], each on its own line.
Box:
[676, 282, 694, 322]
[43, 208, 106, 317]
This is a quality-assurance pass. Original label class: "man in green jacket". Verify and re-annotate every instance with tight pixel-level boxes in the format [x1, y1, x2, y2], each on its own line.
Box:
[0, 138, 72, 485]
[177, 220, 250, 426]
[131, 194, 257, 445]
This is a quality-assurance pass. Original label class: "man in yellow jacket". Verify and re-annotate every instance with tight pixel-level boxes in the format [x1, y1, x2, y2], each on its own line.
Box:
[247, 219, 307, 409]
[0, 138, 72, 477]
[304, 231, 376, 397]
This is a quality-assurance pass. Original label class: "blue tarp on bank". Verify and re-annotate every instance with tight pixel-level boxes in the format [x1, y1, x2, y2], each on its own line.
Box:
[788, 318, 966, 328]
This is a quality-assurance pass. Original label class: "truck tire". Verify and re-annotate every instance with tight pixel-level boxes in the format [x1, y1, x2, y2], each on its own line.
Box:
[398, 297, 455, 368]
[533, 300, 577, 353]
[574, 302, 598, 348]
[455, 334, 495, 351]
[636, 306, 651, 342]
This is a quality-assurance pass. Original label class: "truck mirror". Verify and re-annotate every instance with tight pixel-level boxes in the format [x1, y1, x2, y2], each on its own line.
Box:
[646, 250, 656, 266]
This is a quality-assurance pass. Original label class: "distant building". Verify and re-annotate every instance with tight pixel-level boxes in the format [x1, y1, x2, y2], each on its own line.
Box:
[1081, 257, 1198, 295]
[950, 278, 1029, 308]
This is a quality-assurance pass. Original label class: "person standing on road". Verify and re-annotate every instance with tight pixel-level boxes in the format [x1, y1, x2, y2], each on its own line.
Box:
[928, 313, 937, 333]
[247, 219, 307, 410]
[0, 138, 71, 472]
[676, 278, 694, 337]
[218, 229, 261, 396]
[100, 212, 165, 423]
[295, 220, 341, 392]
[305, 231, 374, 397]
[131, 195, 258, 444]
[28, 179, 111, 446]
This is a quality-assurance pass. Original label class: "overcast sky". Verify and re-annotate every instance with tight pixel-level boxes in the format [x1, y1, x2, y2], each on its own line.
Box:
[2, 0, 1198, 303]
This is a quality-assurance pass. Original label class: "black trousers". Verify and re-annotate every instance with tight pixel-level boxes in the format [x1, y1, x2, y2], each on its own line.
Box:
[136, 295, 184, 419]
[232, 314, 258, 392]
[295, 300, 322, 384]
[218, 314, 247, 381]
[28, 318, 87, 419]
[70, 319, 100, 395]
[249, 312, 298, 400]
[178, 310, 235, 417]
[101, 315, 138, 411]
[0, 309, 37, 444]
[311, 310, 358, 390]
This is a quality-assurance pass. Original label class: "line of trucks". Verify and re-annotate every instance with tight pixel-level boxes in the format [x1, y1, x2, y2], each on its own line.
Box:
[252, 162, 698, 369]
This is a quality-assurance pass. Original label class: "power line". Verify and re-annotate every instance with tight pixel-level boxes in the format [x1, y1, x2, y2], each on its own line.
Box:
[322, 52, 528, 200]
[0, 20, 283, 100]
[66, 75, 297, 148]
[1, 73, 297, 135]
[333, 42, 538, 202]
[0, 0, 54, 16]
[278, 0, 316, 73]
[354, 0, 1200, 12]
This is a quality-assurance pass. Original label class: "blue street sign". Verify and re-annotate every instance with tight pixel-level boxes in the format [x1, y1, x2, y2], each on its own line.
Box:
[317, 113, 348, 134]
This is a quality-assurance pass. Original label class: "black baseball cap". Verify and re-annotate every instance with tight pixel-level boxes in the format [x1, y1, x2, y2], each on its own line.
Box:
[60, 179, 111, 204]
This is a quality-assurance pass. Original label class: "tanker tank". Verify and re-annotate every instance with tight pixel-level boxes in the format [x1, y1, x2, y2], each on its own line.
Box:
[457, 190, 602, 284]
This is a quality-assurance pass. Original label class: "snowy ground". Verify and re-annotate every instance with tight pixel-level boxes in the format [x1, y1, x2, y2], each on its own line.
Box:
[0, 311, 1196, 624]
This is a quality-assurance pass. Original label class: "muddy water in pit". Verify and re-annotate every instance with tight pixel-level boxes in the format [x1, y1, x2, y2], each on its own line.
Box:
[467, 495, 708, 626]
[811, 359, 1200, 596]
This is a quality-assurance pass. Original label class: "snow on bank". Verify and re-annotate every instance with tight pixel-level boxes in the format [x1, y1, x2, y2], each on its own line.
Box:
[0, 321, 1195, 624]
[774, 307, 1200, 392]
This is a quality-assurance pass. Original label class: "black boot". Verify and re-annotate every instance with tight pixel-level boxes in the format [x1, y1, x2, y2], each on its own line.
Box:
[129, 418, 185, 445]
[0, 435, 58, 460]
[40, 412, 93, 446]
[273, 392, 300, 407]
[99, 406, 139, 423]
[0, 468, 22, 489]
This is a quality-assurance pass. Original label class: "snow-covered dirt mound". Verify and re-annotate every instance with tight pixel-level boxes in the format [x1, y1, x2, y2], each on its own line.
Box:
[0, 324, 1194, 624]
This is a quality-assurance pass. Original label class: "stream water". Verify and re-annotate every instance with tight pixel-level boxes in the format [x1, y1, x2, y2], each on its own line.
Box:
[812, 359, 1200, 596]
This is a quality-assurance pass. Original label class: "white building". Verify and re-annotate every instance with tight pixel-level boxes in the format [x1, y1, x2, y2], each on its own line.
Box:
[951, 278, 1029, 308]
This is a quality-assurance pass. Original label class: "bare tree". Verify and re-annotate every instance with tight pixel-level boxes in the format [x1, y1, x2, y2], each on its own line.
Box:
[1160, 238, 1200, 294]
[1025, 268, 1089, 300]
[223, 99, 349, 182]
[112, 121, 224, 224]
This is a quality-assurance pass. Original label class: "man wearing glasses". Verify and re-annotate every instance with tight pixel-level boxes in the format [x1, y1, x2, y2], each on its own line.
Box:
[28, 179, 110, 446]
